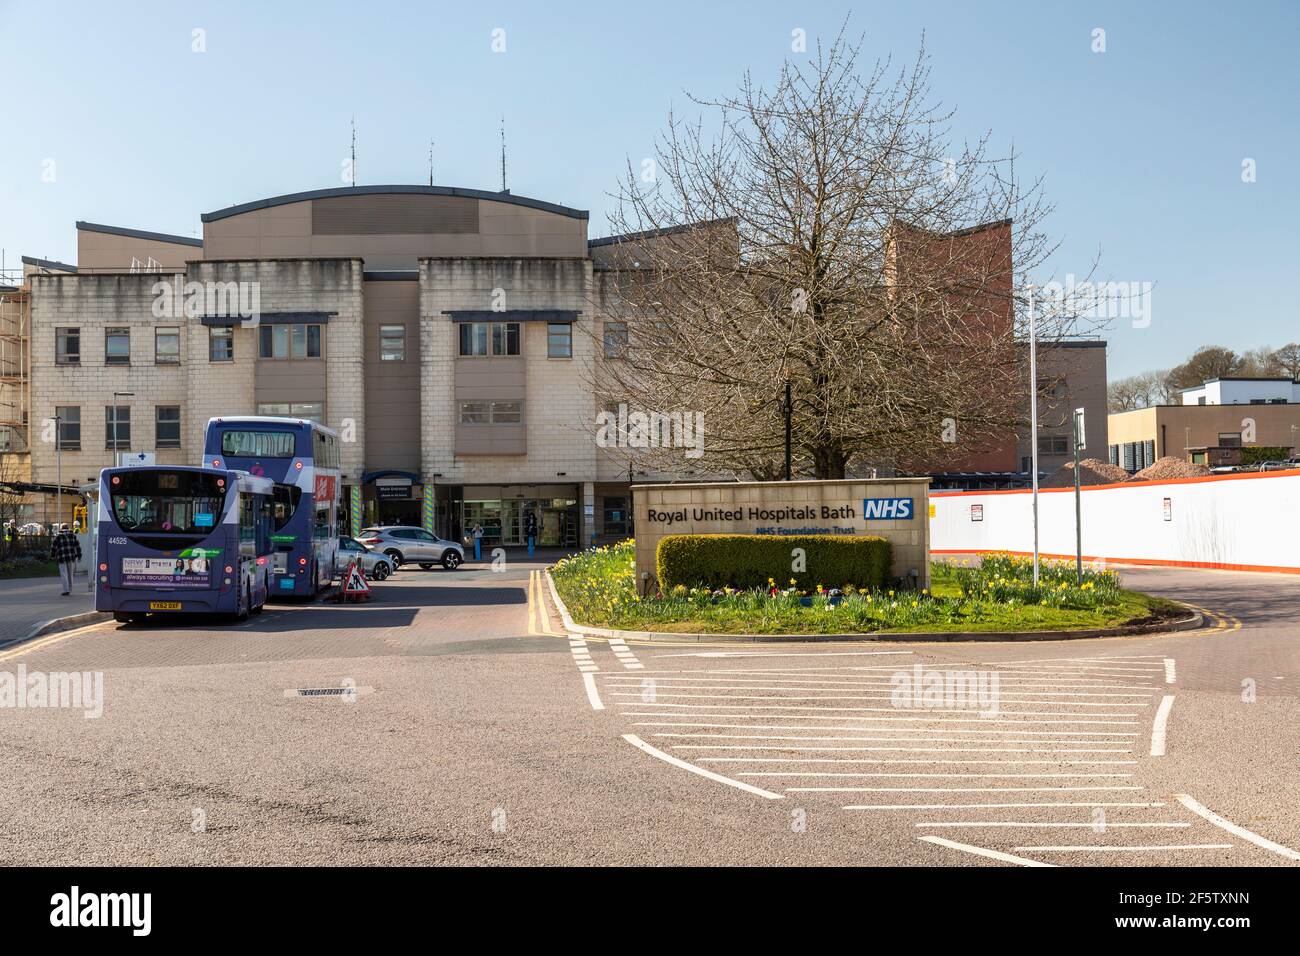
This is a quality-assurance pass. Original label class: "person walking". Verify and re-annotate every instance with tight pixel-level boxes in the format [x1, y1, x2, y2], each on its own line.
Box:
[524, 509, 538, 558]
[50, 522, 82, 596]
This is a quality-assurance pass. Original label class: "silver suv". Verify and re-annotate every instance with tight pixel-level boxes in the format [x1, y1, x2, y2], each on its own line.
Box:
[357, 526, 464, 570]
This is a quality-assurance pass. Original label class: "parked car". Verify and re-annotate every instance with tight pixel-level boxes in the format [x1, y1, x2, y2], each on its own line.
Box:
[18, 522, 46, 536]
[1255, 460, 1296, 472]
[356, 526, 464, 570]
[338, 536, 394, 580]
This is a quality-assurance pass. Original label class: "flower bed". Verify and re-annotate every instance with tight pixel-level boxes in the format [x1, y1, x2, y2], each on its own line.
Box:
[550, 541, 1182, 635]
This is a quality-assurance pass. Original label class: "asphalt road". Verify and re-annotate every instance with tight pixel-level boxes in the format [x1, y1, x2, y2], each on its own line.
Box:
[0, 560, 1296, 867]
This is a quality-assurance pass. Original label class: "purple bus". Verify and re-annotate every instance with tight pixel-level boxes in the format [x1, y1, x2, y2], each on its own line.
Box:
[95, 465, 276, 623]
[202, 416, 341, 598]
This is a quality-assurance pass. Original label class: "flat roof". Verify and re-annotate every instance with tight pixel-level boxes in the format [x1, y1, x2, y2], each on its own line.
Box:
[21, 255, 77, 273]
[201, 184, 589, 223]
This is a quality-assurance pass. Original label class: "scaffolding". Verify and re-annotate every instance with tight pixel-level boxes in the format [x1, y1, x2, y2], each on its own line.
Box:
[0, 257, 32, 521]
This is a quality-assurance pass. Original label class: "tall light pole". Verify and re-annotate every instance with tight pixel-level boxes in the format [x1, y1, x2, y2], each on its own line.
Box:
[54, 413, 62, 529]
[1027, 285, 1040, 586]
[783, 371, 793, 481]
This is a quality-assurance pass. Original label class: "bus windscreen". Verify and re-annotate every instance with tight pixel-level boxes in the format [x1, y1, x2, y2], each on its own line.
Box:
[111, 470, 227, 534]
[220, 430, 297, 458]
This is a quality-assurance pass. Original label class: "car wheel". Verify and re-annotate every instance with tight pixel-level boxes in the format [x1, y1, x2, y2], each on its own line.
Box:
[371, 561, 390, 581]
[442, 550, 462, 570]
[384, 549, 404, 568]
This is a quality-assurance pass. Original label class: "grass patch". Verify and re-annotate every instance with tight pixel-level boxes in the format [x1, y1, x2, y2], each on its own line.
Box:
[551, 542, 1185, 636]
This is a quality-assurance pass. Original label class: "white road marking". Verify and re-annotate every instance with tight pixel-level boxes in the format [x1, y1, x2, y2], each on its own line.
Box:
[1175, 793, 1300, 862]
[633, 722, 1138, 736]
[602, 676, 1161, 691]
[659, 650, 915, 659]
[621, 712, 1137, 725]
[918, 822, 1190, 829]
[671, 743, 1133, 753]
[789, 786, 1144, 793]
[1150, 695, 1175, 756]
[621, 734, 783, 800]
[700, 757, 1136, 765]
[582, 673, 604, 711]
[848, 802, 1165, 810]
[743, 772, 1134, 779]
[607, 637, 644, 670]
[611, 691, 1148, 706]
[918, 836, 1054, 867]
[1164, 659, 1176, 684]
[622, 703, 1143, 718]
[1014, 844, 1232, 853]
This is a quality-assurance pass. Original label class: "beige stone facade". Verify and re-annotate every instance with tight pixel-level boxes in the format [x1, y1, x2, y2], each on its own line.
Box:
[633, 478, 933, 591]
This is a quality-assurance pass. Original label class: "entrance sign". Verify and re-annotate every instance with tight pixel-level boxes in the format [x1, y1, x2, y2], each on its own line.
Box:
[633, 478, 932, 590]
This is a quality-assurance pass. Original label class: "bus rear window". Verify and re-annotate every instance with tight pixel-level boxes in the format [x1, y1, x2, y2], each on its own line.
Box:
[221, 430, 297, 458]
[111, 471, 227, 534]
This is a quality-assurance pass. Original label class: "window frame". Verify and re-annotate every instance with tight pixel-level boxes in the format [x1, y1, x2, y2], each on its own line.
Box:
[155, 405, 182, 449]
[547, 322, 572, 359]
[56, 327, 81, 365]
[105, 404, 132, 450]
[154, 326, 181, 365]
[379, 324, 407, 362]
[259, 323, 322, 360]
[458, 321, 520, 357]
[209, 326, 234, 362]
[105, 327, 131, 366]
[55, 406, 80, 451]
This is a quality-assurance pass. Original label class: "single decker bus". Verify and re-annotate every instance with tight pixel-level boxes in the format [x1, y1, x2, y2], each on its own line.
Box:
[95, 465, 276, 622]
[203, 416, 342, 597]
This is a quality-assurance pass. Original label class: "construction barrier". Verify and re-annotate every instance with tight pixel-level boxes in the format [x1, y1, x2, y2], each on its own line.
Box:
[930, 468, 1300, 574]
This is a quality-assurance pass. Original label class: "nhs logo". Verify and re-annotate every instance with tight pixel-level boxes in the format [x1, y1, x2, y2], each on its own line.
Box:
[863, 497, 914, 520]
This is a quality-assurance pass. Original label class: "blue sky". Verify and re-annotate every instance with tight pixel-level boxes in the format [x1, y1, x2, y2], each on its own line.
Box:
[2, 0, 1296, 379]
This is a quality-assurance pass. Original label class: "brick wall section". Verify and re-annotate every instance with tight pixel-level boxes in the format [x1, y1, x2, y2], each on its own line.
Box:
[633, 478, 932, 591]
[419, 258, 597, 486]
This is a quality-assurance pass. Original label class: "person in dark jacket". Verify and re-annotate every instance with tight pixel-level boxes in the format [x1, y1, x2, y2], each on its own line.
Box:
[50, 523, 82, 595]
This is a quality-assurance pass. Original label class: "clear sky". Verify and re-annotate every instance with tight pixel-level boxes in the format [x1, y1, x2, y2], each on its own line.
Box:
[2, 0, 1296, 379]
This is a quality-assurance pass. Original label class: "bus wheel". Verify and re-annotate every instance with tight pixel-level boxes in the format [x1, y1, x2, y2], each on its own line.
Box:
[251, 580, 265, 615]
[235, 583, 250, 621]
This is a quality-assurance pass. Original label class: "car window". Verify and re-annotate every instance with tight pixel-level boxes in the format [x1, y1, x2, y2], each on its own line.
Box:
[392, 529, 416, 539]
[339, 538, 359, 551]
[415, 530, 436, 541]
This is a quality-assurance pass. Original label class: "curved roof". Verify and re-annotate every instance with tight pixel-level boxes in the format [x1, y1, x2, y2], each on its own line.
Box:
[201, 184, 589, 223]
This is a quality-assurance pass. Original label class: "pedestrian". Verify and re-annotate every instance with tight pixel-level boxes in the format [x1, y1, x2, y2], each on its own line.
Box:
[50, 522, 81, 596]
[524, 509, 538, 557]
[471, 522, 483, 561]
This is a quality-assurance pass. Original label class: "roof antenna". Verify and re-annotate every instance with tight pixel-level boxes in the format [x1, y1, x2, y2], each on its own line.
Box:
[429, 139, 434, 186]
[500, 116, 508, 194]
[350, 115, 357, 187]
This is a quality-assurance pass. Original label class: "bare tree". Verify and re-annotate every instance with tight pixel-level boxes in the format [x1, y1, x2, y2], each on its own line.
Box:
[1268, 342, 1300, 381]
[1108, 369, 1174, 412]
[1166, 346, 1242, 390]
[592, 28, 1098, 480]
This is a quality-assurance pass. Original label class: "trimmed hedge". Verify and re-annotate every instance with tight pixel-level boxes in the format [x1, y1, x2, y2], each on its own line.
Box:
[656, 534, 892, 592]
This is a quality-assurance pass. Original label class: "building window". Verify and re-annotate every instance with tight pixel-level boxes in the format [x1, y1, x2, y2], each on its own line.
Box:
[105, 327, 130, 365]
[55, 407, 80, 451]
[259, 324, 321, 359]
[1197, 396, 1207, 406]
[209, 326, 234, 361]
[548, 323, 572, 358]
[603, 496, 627, 537]
[603, 322, 628, 359]
[256, 402, 323, 422]
[105, 405, 131, 449]
[1037, 434, 1069, 456]
[56, 328, 80, 365]
[491, 401, 521, 424]
[0, 426, 12, 453]
[458, 321, 519, 356]
[155, 406, 181, 448]
[1218, 432, 1242, 447]
[155, 326, 180, 364]
[379, 324, 406, 361]
[458, 400, 522, 425]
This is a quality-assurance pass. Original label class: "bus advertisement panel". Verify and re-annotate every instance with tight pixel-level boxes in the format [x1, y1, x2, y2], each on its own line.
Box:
[95, 466, 276, 622]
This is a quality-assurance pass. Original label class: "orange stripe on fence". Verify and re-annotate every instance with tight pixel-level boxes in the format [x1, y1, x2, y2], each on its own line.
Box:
[930, 548, 1300, 575]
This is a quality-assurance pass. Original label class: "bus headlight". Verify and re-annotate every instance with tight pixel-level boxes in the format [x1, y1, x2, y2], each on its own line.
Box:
[99, 575, 107, 583]
[224, 577, 232, 585]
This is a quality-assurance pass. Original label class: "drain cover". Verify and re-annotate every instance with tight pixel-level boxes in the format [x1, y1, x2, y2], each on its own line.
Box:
[284, 685, 373, 699]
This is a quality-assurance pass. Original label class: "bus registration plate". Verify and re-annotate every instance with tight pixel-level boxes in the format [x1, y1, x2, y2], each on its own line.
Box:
[149, 601, 182, 611]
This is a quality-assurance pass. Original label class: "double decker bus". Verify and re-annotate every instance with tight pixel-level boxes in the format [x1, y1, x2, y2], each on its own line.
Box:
[203, 416, 342, 597]
[95, 465, 276, 622]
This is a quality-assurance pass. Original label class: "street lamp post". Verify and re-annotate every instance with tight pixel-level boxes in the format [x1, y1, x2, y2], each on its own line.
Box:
[1027, 285, 1040, 586]
[54, 414, 62, 529]
[783, 375, 793, 481]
